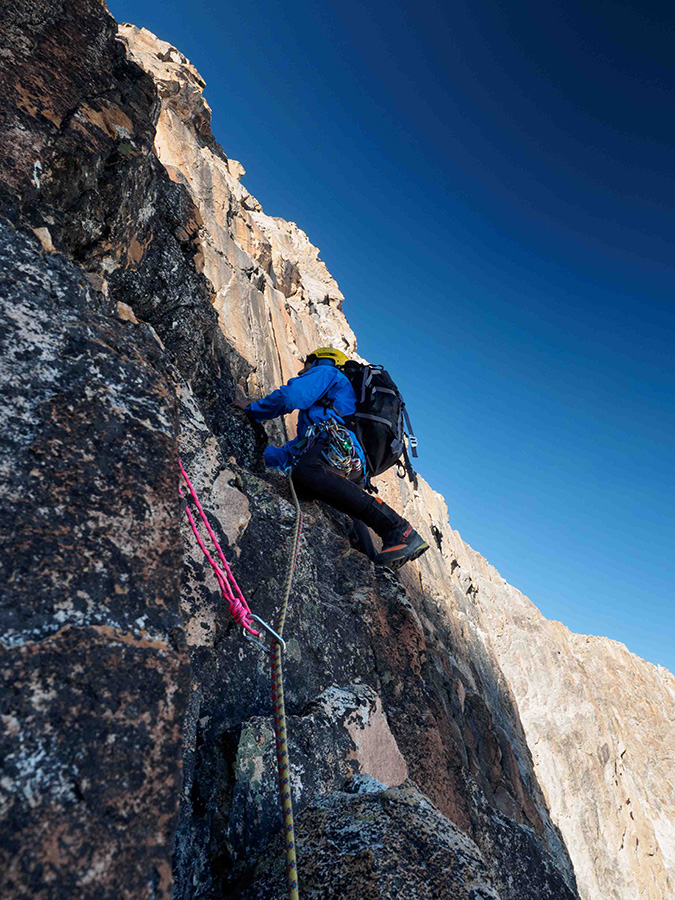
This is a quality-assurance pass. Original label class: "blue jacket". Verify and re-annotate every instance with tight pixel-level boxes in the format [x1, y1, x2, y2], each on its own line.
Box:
[247, 359, 366, 471]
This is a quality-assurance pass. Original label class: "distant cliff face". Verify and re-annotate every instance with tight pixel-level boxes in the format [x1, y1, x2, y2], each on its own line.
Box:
[0, 3, 672, 900]
[468, 551, 675, 900]
[117, 25, 357, 405]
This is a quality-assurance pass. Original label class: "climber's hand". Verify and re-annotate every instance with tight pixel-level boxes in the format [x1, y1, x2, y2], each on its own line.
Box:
[231, 398, 250, 412]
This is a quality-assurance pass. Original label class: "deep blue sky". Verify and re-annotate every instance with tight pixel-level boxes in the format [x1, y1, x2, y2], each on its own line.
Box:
[109, 0, 674, 672]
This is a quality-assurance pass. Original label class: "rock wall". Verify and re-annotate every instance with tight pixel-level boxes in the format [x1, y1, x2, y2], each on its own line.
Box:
[117, 24, 357, 413]
[0, 3, 672, 900]
[119, 23, 675, 900]
[373, 465, 675, 900]
[465, 546, 675, 900]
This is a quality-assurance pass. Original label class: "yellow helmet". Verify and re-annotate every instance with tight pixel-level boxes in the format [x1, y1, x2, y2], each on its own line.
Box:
[306, 347, 349, 368]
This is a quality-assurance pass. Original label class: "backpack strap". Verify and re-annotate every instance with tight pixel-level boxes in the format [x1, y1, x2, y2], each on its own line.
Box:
[402, 442, 419, 489]
[352, 412, 396, 426]
[314, 369, 341, 411]
[402, 406, 418, 458]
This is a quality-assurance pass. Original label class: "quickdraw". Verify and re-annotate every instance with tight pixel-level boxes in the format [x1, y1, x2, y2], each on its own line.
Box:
[178, 458, 260, 637]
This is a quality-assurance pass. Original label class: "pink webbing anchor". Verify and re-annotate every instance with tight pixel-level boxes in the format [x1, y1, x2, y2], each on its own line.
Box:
[178, 458, 260, 638]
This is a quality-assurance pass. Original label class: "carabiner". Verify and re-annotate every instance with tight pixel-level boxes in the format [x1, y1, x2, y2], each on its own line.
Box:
[243, 614, 286, 654]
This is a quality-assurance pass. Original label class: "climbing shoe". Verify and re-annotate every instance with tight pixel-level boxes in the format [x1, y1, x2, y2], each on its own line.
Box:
[377, 522, 429, 569]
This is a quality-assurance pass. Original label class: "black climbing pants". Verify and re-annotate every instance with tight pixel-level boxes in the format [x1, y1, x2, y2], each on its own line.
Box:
[291, 443, 403, 543]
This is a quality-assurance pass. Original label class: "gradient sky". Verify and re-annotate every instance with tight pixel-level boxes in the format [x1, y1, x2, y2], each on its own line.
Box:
[108, 0, 674, 672]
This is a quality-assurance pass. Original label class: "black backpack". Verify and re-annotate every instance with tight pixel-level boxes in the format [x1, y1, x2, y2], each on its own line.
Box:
[341, 361, 418, 487]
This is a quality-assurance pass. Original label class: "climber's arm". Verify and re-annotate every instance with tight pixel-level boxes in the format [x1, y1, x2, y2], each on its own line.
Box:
[246, 367, 336, 421]
[246, 386, 291, 421]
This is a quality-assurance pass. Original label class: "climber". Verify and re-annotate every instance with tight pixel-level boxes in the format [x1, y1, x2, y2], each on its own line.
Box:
[232, 348, 429, 568]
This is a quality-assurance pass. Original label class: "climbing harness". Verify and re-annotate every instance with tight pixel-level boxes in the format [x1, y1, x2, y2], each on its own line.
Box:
[179, 458, 302, 900]
[305, 418, 363, 476]
[268, 472, 303, 900]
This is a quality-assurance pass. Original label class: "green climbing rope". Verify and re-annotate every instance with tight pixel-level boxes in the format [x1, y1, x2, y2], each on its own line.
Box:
[270, 472, 303, 900]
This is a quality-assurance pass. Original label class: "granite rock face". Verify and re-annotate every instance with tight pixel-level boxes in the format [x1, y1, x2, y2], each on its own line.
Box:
[464, 549, 675, 900]
[380, 479, 675, 900]
[243, 782, 504, 900]
[118, 23, 358, 414]
[1, 4, 672, 900]
[0, 0, 158, 283]
[0, 224, 189, 898]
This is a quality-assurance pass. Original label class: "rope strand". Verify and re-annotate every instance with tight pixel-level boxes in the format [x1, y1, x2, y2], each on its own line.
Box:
[179, 458, 302, 897]
[178, 459, 258, 636]
[271, 472, 303, 900]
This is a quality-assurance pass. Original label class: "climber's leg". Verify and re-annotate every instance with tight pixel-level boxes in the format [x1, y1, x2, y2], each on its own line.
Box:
[292, 443, 400, 531]
[292, 444, 429, 567]
[347, 517, 379, 562]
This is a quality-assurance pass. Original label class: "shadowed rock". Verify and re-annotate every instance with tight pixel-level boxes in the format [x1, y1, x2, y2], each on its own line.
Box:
[0, 223, 189, 898]
[238, 783, 503, 900]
